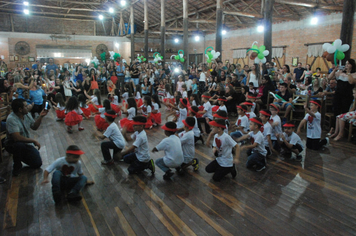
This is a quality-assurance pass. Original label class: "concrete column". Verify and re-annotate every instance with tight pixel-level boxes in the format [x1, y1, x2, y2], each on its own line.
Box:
[144, 0, 149, 60]
[160, 0, 166, 65]
[215, 0, 223, 60]
[130, 5, 135, 64]
[183, 0, 188, 69]
[340, 0, 355, 63]
[263, 0, 273, 63]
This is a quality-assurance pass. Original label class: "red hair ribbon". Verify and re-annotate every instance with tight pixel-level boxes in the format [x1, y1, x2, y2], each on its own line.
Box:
[236, 105, 247, 112]
[249, 118, 263, 126]
[66, 150, 85, 155]
[104, 112, 117, 118]
[208, 120, 226, 128]
[182, 120, 194, 130]
[259, 110, 271, 117]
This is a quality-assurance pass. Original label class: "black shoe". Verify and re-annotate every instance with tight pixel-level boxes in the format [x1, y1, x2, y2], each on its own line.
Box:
[295, 155, 303, 162]
[53, 191, 62, 205]
[231, 165, 237, 178]
[163, 170, 174, 180]
[148, 159, 155, 174]
[67, 191, 82, 202]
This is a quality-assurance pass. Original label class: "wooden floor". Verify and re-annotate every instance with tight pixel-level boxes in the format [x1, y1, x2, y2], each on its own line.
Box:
[1, 108, 356, 236]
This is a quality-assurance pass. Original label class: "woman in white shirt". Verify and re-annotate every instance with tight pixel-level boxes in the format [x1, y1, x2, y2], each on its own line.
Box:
[246, 63, 261, 88]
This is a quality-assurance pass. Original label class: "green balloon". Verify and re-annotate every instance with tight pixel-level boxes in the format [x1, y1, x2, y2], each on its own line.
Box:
[180, 58, 184, 62]
[160, 56, 163, 59]
[208, 53, 213, 59]
[258, 53, 264, 59]
[207, 59, 211, 63]
[175, 55, 180, 60]
[259, 45, 266, 52]
[252, 45, 258, 49]
[336, 51, 345, 60]
[143, 58, 146, 62]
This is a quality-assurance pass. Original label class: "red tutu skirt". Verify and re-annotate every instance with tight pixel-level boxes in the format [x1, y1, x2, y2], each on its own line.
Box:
[163, 98, 175, 105]
[111, 104, 121, 114]
[196, 106, 204, 118]
[143, 115, 154, 129]
[120, 118, 134, 132]
[212, 105, 219, 113]
[151, 112, 162, 125]
[88, 104, 103, 114]
[65, 111, 83, 126]
[94, 115, 109, 131]
[80, 107, 91, 118]
[135, 98, 143, 108]
[56, 110, 66, 119]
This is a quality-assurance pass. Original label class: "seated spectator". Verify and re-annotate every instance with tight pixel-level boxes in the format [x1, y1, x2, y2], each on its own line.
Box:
[225, 85, 238, 116]
[273, 83, 293, 124]
[308, 78, 323, 96]
[283, 76, 297, 94]
[256, 75, 276, 106]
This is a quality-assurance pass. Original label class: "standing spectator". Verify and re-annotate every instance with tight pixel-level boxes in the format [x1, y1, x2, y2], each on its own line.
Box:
[246, 64, 261, 88]
[116, 58, 125, 90]
[293, 62, 305, 83]
[198, 65, 208, 94]
[130, 64, 140, 85]
[234, 64, 245, 83]
[45, 59, 58, 77]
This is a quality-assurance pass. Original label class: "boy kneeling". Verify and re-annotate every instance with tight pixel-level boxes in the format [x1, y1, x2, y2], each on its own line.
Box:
[205, 119, 240, 181]
[42, 145, 93, 205]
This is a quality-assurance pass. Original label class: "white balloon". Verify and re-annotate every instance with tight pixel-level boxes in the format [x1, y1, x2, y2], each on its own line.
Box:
[170, 55, 176, 59]
[179, 53, 184, 58]
[205, 54, 209, 59]
[323, 43, 332, 51]
[340, 44, 350, 52]
[261, 57, 266, 63]
[327, 46, 336, 54]
[333, 39, 342, 48]
[263, 50, 269, 56]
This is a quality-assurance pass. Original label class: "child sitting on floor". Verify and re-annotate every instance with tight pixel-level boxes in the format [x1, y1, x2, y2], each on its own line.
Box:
[93, 110, 126, 165]
[42, 145, 94, 205]
[230, 105, 249, 140]
[64, 96, 84, 133]
[297, 100, 329, 150]
[152, 122, 184, 180]
[52, 93, 66, 121]
[236, 117, 267, 172]
[205, 118, 239, 182]
[188, 106, 204, 144]
[259, 109, 275, 156]
[277, 122, 304, 161]
[120, 116, 155, 175]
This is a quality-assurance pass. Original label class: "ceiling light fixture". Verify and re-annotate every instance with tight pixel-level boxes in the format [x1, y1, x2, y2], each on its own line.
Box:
[24, 9, 29, 15]
[99, 15, 104, 20]
[109, 8, 114, 14]
[120, 0, 126, 6]
[23, 1, 29, 6]
[194, 35, 200, 42]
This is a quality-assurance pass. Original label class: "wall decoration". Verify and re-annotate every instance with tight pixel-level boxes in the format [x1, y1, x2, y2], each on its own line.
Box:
[96, 44, 108, 55]
[292, 57, 298, 67]
[15, 41, 30, 55]
[14, 56, 19, 61]
[28, 57, 35, 62]
[10, 56, 14, 62]
[21, 57, 28, 62]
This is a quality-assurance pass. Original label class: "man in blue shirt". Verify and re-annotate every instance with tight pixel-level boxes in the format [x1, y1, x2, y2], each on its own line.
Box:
[293, 62, 305, 83]
[46, 59, 58, 77]
[116, 58, 125, 89]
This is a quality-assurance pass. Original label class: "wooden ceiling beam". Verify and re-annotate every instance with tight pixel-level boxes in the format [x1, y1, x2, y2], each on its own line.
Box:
[166, 27, 215, 32]
[223, 10, 300, 21]
[275, 0, 343, 11]
[189, 19, 216, 23]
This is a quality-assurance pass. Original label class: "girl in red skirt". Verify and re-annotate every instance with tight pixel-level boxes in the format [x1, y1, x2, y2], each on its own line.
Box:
[120, 97, 137, 132]
[78, 94, 90, 119]
[52, 93, 66, 121]
[138, 96, 154, 129]
[94, 99, 111, 131]
[162, 84, 174, 109]
[108, 89, 121, 115]
[85, 89, 102, 115]
[64, 96, 84, 133]
[135, 84, 143, 108]
[151, 95, 162, 127]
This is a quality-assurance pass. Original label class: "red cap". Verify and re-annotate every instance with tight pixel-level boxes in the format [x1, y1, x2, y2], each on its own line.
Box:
[180, 98, 188, 107]
[182, 119, 194, 129]
[202, 95, 211, 99]
[217, 98, 227, 102]
[249, 118, 263, 126]
[247, 95, 256, 99]
[188, 106, 198, 115]
[161, 124, 177, 132]
[310, 100, 321, 108]
[104, 112, 117, 118]
[213, 113, 228, 119]
[283, 123, 295, 128]
[243, 102, 254, 106]
[259, 110, 271, 117]
[66, 150, 85, 155]
[269, 104, 280, 112]
[236, 105, 247, 112]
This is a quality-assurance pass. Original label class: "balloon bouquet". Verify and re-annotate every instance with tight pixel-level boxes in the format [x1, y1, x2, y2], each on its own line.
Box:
[170, 50, 185, 63]
[247, 41, 269, 64]
[205, 46, 220, 63]
[153, 52, 163, 64]
[137, 56, 147, 63]
[322, 39, 350, 66]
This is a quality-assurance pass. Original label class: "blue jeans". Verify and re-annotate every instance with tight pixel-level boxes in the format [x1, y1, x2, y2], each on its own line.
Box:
[246, 149, 266, 169]
[132, 78, 139, 85]
[274, 102, 292, 109]
[155, 158, 170, 172]
[230, 130, 243, 139]
[11, 142, 42, 171]
[51, 170, 87, 194]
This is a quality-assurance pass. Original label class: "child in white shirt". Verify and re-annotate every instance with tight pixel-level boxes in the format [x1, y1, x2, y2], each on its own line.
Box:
[277, 122, 304, 161]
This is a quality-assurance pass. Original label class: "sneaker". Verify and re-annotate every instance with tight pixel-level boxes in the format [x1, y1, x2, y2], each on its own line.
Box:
[53, 191, 62, 205]
[295, 155, 303, 162]
[192, 158, 199, 171]
[101, 159, 114, 165]
[163, 170, 174, 180]
[78, 127, 85, 131]
[231, 165, 237, 178]
[148, 159, 155, 174]
[67, 191, 82, 202]
[256, 166, 266, 172]
[324, 137, 330, 147]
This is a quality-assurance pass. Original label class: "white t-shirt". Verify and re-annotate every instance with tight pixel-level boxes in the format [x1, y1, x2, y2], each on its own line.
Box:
[127, 107, 136, 120]
[98, 107, 105, 118]
[166, 92, 173, 99]
[192, 116, 201, 137]
[46, 157, 83, 178]
[262, 122, 272, 147]
[251, 102, 256, 113]
[199, 72, 206, 82]
[281, 132, 304, 148]
[177, 108, 187, 129]
[235, 115, 249, 133]
[270, 114, 282, 141]
[57, 103, 65, 111]
[246, 111, 256, 119]
[179, 130, 195, 163]
[191, 100, 197, 106]
[213, 132, 237, 167]
[182, 91, 188, 98]
[66, 108, 83, 115]
[131, 130, 150, 162]
[104, 123, 126, 149]
[156, 135, 184, 168]
[122, 92, 129, 101]
[203, 101, 213, 120]
[248, 131, 267, 156]
[112, 95, 119, 105]
[304, 111, 321, 139]
[152, 102, 160, 113]
[135, 91, 141, 100]
[217, 105, 227, 113]
[185, 79, 192, 91]
[141, 104, 151, 116]
[91, 95, 99, 105]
